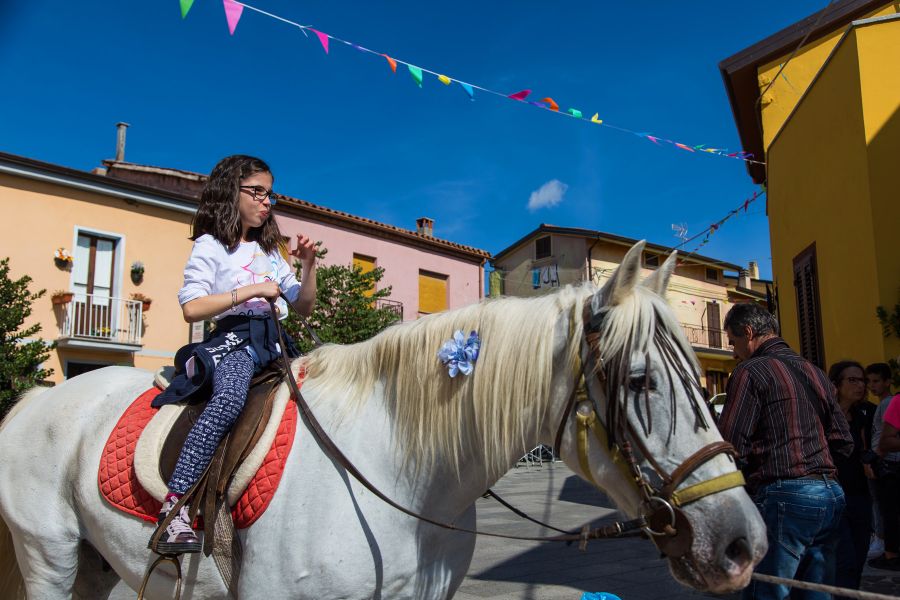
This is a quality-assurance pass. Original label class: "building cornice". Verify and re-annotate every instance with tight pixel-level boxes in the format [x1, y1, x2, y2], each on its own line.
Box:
[494, 224, 742, 272]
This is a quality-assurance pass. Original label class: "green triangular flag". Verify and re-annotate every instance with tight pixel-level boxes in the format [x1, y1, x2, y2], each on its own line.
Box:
[567, 108, 582, 118]
[180, 0, 195, 19]
[407, 65, 423, 88]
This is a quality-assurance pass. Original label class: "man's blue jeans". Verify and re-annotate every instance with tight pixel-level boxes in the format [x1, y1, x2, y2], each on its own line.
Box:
[742, 477, 846, 600]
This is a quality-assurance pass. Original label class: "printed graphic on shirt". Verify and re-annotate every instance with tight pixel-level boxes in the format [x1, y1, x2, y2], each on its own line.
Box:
[233, 245, 283, 317]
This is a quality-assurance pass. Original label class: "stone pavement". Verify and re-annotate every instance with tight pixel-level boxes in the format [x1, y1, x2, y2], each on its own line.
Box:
[457, 462, 900, 600]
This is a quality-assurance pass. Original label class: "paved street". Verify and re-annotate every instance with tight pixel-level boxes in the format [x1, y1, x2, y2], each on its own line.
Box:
[458, 461, 900, 600]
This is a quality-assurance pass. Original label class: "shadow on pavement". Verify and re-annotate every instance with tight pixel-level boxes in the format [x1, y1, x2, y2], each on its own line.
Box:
[558, 474, 616, 508]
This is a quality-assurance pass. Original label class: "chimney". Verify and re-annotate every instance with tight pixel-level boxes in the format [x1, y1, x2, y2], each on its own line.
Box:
[416, 217, 434, 237]
[748, 261, 760, 279]
[739, 269, 752, 289]
[115, 122, 130, 162]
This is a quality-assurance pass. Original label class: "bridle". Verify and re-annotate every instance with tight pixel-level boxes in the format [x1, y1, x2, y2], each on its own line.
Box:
[551, 299, 745, 558]
[272, 298, 744, 556]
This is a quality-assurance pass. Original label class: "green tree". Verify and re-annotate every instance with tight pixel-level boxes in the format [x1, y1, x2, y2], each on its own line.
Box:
[285, 246, 402, 354]
[0, 258, 53, 419]
[876, 298, 900, 387]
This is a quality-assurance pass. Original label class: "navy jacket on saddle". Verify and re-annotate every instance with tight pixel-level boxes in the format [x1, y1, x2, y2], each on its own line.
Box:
[152, 316, 299, 408]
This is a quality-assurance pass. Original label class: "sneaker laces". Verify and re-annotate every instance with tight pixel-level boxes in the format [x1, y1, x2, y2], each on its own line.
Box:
[164, 503, 195, 539]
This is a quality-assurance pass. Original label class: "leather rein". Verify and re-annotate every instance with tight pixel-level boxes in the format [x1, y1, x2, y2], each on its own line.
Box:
[270, 299, 744, 554]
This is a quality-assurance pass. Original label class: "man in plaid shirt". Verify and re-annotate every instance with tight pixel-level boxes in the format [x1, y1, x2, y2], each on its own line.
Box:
[718, 303, 852, 600]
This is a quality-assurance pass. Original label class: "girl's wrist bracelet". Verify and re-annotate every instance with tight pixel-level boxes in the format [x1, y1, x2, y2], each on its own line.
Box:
[231, 289, 238, 310]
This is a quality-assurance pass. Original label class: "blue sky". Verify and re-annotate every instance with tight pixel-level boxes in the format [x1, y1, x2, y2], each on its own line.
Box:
[1, 1, 828, 279]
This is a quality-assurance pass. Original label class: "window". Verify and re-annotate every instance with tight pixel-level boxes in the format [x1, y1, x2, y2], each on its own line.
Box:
[418, 270, 448, 316]
[353, 254, 377, 297]
[71, 231, 121, 340]
[644, 254, 660, 268]
[73, 232, 118, 299]
[705, 267, 719, 282]
[793, 243, 825, 368]
[66, 361, 112, 379]
[705, 370, 727, 397]
[706, 302, 722, 348]
[535, 236, 551, 260]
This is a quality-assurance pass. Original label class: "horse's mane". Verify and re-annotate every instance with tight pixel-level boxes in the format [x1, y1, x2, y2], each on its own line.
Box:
[303, 282, 700, 478]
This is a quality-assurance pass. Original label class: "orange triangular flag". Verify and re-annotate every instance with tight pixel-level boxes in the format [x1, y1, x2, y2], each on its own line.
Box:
[383, 54, 397, 73]
[541, 97, 559, 111]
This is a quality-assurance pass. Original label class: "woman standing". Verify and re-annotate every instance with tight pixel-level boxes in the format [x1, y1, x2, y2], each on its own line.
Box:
[830, 360, 876, 596]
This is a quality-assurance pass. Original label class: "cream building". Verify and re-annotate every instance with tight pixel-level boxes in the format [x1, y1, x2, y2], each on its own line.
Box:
[491, 225, 770, 396]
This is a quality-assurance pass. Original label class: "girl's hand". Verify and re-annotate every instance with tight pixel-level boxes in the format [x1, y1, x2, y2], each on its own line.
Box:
[252, 280, 281, 300]
[290, 234, 316, 264]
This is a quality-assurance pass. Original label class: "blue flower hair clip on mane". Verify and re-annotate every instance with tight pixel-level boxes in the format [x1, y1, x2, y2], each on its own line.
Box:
[437, 330, 480, 377]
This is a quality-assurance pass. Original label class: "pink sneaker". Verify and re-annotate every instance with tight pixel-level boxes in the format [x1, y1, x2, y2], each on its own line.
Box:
[149, 498, 201, 554]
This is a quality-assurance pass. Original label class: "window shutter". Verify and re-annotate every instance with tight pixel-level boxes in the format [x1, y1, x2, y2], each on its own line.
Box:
[792, 244, 825, 368]
[418, 270, 448, 315]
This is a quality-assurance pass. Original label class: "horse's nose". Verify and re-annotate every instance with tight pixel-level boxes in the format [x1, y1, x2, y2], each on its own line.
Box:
[720, 536, 754, 575]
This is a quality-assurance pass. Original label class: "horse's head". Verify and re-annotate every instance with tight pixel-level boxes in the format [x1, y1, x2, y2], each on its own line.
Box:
[552, 241, 766, 593]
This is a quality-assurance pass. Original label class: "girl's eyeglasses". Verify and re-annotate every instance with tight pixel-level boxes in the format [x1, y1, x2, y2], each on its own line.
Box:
[240, 186, 278, 205]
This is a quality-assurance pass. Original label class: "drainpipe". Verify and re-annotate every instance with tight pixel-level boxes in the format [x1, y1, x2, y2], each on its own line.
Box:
[115, 122, 130, 162]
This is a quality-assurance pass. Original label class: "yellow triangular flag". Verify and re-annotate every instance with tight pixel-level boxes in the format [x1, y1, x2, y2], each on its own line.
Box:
[438, 74, 452, 85]
[591, 113, 603, 124]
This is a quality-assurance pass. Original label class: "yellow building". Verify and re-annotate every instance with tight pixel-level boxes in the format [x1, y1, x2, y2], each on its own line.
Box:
[491, 225, 770, 397]
[720, 1, 900, 369]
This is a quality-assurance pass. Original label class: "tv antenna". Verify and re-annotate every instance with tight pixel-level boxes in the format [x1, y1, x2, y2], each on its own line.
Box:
[671, 223, 688, 244]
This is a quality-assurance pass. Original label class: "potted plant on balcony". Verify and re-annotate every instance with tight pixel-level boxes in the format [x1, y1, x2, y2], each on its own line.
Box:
[131, 292, 152, 312]
[51, 290, 74, 305]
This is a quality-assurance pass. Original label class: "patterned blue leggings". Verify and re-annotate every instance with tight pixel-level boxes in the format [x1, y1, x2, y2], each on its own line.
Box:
[167, 350, 255, 495]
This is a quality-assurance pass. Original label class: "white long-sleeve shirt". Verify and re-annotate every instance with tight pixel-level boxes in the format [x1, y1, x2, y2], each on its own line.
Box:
[177, 234, 301, 320]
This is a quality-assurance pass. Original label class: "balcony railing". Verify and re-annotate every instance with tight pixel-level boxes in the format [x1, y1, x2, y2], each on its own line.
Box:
[57, 293, 143, 349]
[375, 298, 404, 320]
[681, 323, 726, 350]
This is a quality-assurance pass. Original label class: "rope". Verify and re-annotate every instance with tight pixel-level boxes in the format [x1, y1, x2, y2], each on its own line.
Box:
[751, 573, 900, 600]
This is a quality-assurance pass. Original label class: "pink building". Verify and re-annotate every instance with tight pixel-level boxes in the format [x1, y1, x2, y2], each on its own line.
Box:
[100, 160, 489, 321]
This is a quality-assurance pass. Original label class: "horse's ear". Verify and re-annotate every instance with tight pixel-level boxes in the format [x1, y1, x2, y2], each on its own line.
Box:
[595, 240, 645, 309]
[643, 251, 677, 297]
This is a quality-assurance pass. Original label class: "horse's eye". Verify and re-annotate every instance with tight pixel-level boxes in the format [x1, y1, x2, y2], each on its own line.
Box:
[628, 375, 647, 392]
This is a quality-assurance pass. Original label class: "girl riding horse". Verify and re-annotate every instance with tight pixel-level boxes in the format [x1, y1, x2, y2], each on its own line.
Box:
[150, 155, 317, 553]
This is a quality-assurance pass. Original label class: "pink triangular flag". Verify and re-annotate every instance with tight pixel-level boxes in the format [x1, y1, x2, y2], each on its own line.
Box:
[223, 0, 243, 35]
[507, 89, 531, 101]
[310, 29, 329, 54]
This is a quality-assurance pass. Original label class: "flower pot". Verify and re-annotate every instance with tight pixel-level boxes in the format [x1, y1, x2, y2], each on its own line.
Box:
[51, 293, 74, 306]
[141, 301, 151, 312]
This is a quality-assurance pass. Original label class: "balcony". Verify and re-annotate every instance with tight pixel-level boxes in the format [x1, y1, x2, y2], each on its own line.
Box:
[375, 298, 404, 320]
[57, 293, 143, 352]
[681, 323, 726, 350]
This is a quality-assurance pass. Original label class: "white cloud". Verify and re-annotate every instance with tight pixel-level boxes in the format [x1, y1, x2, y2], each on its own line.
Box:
[527, 179, 568, 211]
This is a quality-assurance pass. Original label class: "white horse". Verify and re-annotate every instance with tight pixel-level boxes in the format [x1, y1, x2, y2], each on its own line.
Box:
[0, 242, 766, 599]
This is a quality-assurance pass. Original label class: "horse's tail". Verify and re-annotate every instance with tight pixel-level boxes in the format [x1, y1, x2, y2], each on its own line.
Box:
[0, 386, 48, 435]
[0, 387, 45, 599]
[0, 514, 25, 599]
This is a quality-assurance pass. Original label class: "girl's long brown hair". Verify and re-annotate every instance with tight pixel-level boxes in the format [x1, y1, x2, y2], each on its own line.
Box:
[191, 155, 283, 254]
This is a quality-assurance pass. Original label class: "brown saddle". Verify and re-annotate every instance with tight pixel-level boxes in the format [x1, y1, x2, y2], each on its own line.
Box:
[158, 364, 285, 555]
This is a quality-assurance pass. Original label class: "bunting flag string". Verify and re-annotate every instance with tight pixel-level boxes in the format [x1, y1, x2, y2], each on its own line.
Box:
[673, 188, 766, 263]
[194, 0, 764, 166]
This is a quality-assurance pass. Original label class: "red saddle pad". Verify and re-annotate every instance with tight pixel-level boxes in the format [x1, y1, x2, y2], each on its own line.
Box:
[98, 383, 299, 529]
